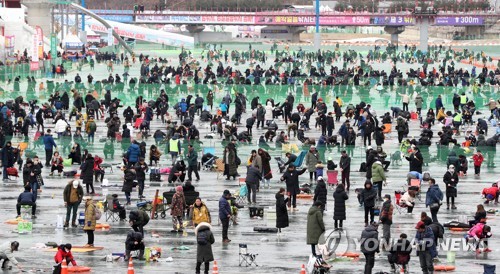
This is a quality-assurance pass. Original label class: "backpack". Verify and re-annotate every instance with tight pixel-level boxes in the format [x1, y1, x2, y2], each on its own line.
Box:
[197, 230, 209, 246]
[359, 162, 367, 172]
[88, 121, 97, 132]
[235, 156, 241, 166]
[94, 206, 102, 220]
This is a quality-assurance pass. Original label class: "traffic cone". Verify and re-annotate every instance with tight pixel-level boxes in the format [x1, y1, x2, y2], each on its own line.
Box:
[127, 257, 135, 274]
[299, 264, 306, 274]
[61, 259, 68, 274]
[212, 260, 219, 274]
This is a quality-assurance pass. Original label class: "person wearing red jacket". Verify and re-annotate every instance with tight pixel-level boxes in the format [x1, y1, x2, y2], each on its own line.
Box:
[472, 150, 484, 176]
[93, 155, 104, 183]
[482, 183, 499, 204]
[54, 244, 77, 273]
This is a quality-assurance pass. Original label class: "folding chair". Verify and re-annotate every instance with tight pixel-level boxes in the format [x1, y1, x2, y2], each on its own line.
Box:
[234, 185, 248, 205]
[104, 196, 120, 222]
[238, 177, 246, 186]
[408, 179, 422, 201]
[239, 244, 258, 267]
[216, 159, 225, 180]
[326, 170, 338, 188]
[393, 191, 407, 214]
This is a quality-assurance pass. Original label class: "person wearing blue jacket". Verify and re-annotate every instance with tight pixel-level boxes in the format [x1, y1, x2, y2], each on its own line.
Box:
[179, 99, 188, 122]
[127, 141, 141, 167]
[415, 221, 437, 274]
[218, 190, 232, 243]
[43, 129, 57, 167]
[219, 101, 228, 117]
[425, 178, 443, 223]
[16, 186, 36, 219]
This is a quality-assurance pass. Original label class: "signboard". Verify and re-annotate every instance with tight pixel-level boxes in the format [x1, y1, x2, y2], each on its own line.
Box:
[255, 15, 370, 26]
[50, 33, 57, 57]
[30, 62, 39, 71]
[100, 15, 134, 23]
[31, 32, 39, 62]
[434, 16, 484, 26]
[36, 26, 44, 60]
[107, 28, 113, 46]
[5, 35, 15, 49]
[136, 15, 255, 25]
[372, 16, 415, 26]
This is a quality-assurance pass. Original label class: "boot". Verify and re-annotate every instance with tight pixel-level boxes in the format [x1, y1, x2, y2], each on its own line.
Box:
[63, 222, 69, 228]
[138, 249, 145, 260]
[71, 222, 78, 228]
[124, 250, 131, 261]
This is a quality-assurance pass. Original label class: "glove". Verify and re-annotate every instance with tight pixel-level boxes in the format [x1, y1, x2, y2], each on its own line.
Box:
[474, 235, 480, 242]
[87, 221, 92, 226]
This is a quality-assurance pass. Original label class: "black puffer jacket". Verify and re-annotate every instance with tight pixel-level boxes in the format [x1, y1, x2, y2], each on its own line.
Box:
[313, 180, 328, 205]
[333, 184, 348, 220]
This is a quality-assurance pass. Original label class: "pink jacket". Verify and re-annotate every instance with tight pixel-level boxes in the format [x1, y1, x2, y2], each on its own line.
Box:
[468, 223, 487, 239]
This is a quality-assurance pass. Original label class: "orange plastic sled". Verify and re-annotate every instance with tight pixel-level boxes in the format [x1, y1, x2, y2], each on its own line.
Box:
[5, 219, 28, 225]
[297, 194, 313, 199]
[449, 227, 468, 232]
[434, 265, 456, 271]
[68, 266, 92, 272]
[95, 223, 111, 229]
[336, 252, 360, 258]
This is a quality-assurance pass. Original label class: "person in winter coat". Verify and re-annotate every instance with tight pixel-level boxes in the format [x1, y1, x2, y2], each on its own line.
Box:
[191, 198, 211, 227]
[124, 230, 144, 261]
[245, 165, 262, 204]
[258, 148, 272, 189]
[406, 147, 423, 173]
[80, 154, 95, 194]
[425, 178, 443, 222]
[195, 222, 215, 274]
[380, 194, 394, 245]
[219, 190, 232, 243]
[482, 183, 499, 204]
[223, 146, 238, 180]
[129, 210, 149, 236]
[400, 189, 416, 214]
[305, 146, 320, 181]
[171, 186, 186, 232]
[275, 188, 289, 233]
[43, 129, 57, 167]
[16, 185, 36, 219]
[54, 243, 77, 269]
[388, 233, 412, 274]
[415, 94, 423, 115]
[134, 158, 148, 199]
[333, 183, 348, 230]
[415, 221, 437, 274]
[256, 104, 265, 129]
[63, 180, 84, 228]
[280, 164, 307, 210]
[122, 167, 136, 205]
[443, 165, 459, 210]
[187, 145, 200, 181]
[307, 201, 325, 258]
[339, 151, 351, 191]
[360, 181, 377, 226]
[360, 222, 380, 274]
[50, 151, 64, 176]
[264, 102, 273, 124]
[371, 161, 386, 200]
[466, 222, 492, 254]
[83, 196, 96, 247]
[472, 150, 484, 176]
[313, 177, 328, 212]
[127, 141, 141, 167]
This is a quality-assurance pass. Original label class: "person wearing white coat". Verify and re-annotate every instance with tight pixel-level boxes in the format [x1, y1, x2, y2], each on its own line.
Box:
[55, 119, 69, 138]
[265, 102, 273, 124]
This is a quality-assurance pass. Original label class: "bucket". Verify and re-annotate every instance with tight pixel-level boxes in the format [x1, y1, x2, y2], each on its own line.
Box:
[78, 212, 85, 226]
[144, 247, 151, 262]
[446, 251, 456, 263]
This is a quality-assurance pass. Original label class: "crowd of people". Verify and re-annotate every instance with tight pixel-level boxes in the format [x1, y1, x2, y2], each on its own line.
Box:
[0, 42, 498, 274]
